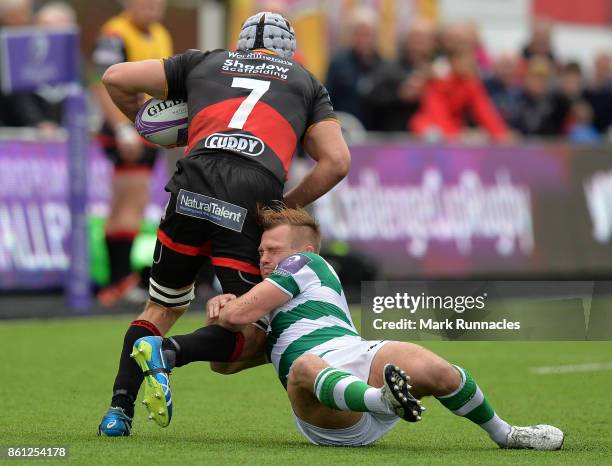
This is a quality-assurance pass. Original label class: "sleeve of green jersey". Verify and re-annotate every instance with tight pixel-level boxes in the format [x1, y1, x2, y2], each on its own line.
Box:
[265, 253, 314, 298]
[266, 272, 300, 298]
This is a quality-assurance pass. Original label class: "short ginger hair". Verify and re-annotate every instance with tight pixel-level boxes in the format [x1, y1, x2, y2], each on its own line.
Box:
[258, 206, 321, 252]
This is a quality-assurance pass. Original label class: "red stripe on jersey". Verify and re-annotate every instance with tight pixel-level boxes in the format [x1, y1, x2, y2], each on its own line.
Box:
[157, 229, 212, 256]
[211, 257, 261, 275]
[157, 230, 259, 275]
[187, 99, 238, 152]
[187, 98, 297, 174]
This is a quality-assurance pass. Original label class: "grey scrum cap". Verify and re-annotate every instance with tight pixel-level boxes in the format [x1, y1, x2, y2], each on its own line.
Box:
[237, 11, 296, 59]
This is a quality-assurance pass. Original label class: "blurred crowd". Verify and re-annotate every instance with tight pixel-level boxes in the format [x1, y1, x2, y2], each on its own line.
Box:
[1, 0, 611, 146]
[325, 8, 612, 145]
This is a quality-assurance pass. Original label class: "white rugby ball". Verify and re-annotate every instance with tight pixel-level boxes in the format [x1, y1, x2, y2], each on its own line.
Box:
[135, 98, 188, 148]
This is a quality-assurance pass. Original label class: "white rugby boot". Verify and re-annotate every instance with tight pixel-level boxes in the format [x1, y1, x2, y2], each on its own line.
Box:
[503, 424, 564, 450]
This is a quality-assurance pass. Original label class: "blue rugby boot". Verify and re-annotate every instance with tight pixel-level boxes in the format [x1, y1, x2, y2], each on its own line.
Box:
[98, 407, 132, 437]
[131, 336, 173, 427]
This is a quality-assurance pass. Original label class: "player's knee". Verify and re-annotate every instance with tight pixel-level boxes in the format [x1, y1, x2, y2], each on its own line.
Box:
[139, 300, 187, 335]
[440, 363, 463, 394]
[288, 354, 325, 389]
[428, 360, 462, 396]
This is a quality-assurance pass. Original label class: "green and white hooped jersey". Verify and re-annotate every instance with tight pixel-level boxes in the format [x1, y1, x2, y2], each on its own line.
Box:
[263, 252, 360, 388]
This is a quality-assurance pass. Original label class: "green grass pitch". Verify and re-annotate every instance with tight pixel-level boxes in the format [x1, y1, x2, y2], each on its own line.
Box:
[1, 312, 611, 465]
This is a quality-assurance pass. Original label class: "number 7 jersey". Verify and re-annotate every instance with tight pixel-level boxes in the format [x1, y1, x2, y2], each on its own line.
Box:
[163, 48, 338, 183]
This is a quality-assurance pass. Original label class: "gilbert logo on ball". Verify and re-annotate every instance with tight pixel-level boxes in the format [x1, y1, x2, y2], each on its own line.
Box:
[135, 98, 188, 148]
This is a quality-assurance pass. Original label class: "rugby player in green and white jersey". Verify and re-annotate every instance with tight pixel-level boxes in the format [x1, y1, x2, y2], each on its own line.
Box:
[131, 207, 564, 449]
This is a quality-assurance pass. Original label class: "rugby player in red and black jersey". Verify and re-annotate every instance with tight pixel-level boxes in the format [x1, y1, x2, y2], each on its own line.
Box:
[97, 12, 351, 436]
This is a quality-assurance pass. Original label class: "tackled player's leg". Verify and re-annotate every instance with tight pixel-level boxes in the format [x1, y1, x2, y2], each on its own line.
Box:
[286, 350, 424, 447]
[369, 341, 564, 450]
[287, 354, 363, 431]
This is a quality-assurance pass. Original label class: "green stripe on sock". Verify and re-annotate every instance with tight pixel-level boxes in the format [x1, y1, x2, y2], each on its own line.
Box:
[318, 370, 349, 410]
[436, 366, 507, 440]
[343, 381, 369, 412]
[437, 368, 477, 411]
[465, 399, 495, 425]
[314, 367, 335, 392]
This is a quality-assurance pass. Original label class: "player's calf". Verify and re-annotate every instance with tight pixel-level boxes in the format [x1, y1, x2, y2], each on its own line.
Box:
[99, 302, 182, 416]
[436, 365, 564, 450]
[372, 342, 563, 450]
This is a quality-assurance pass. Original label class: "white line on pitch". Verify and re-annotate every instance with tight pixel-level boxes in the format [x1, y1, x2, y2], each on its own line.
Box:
[530, 362, 612, 375]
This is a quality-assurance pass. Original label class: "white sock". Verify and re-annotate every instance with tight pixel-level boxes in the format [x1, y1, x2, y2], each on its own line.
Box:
[481, 414, 512, 446]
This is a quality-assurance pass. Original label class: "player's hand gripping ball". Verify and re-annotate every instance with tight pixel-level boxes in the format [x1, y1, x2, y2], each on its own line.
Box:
[135, 98, 188, 148]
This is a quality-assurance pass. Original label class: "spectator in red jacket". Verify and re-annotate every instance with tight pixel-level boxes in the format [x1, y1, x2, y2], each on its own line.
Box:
[410, 47, 510, 142]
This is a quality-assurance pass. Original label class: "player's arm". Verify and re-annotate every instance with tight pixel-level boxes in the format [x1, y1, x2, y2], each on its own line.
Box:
[217, 281, 290, 332]
[91, 80, 134, 128]
[89, 33, 148, 161]
[284, 120, 351, 208]
[102, 59, 167, 121]
[90, 33, 132, 128]
[92, 76, 146, 163]
[284, 72, 350, 207]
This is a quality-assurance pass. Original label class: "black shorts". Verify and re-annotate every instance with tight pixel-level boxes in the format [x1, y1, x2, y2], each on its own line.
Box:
[152, 152, 283, 294]
[105, 146, 158, 170]
[98, 126, 159, 171]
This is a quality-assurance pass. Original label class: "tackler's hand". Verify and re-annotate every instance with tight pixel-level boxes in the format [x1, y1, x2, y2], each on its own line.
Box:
[206, 293, 237, 323]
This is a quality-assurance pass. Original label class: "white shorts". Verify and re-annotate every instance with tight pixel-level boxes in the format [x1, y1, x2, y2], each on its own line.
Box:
[293, 339, 400, 446]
